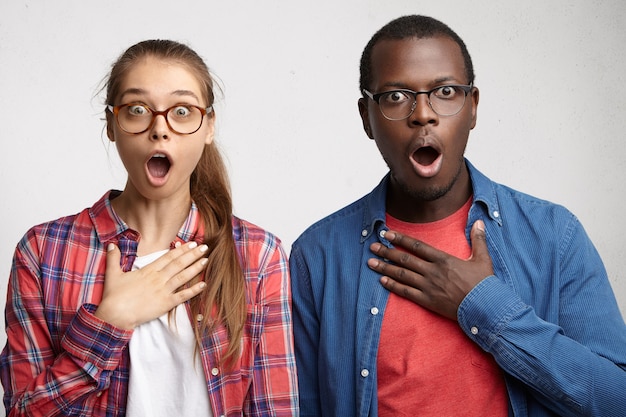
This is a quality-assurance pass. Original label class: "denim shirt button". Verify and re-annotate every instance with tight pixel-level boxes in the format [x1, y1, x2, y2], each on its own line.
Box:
[361, 369, 370, 377]
[493, 211, 500, 218]
[471, 326, 479, 335]
[361, 229, 368, 237]
[370, 307, 379, 315]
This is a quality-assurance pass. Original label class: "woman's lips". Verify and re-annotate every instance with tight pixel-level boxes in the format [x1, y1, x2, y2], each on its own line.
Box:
[146, 153, 171, 185]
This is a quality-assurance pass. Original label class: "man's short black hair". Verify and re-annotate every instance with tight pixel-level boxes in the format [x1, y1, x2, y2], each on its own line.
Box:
[359, 15, 475, 95]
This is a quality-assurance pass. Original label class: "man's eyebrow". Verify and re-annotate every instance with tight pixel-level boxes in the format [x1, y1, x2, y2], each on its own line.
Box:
[380, 77, 463, 91]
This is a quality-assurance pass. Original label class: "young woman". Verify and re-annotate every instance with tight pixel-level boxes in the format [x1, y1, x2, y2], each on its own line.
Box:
[1, 40, 298, 416]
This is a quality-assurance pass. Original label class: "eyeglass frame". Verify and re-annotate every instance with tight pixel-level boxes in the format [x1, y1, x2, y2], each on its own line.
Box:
[362, 83, 474, 120]
[106, 102, 214, 135]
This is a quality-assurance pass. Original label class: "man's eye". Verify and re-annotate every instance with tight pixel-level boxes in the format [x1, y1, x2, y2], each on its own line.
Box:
[127, 105, 150, 116]
[433, 86, 458, 99]
[383, 91, 411, 104]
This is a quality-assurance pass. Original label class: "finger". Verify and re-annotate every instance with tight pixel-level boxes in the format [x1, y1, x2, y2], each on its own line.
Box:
[468, 220, 488, 261]
[370, 241, 431, 274]
[367, 258, 422, 286]
[166, 257, 209, 291]
[381, 230, 445, 262]
[105, 243, 122, 273]
[379, 275, 424, 305]
[172, 280, 207, 305]
[152, 242, 208, 274]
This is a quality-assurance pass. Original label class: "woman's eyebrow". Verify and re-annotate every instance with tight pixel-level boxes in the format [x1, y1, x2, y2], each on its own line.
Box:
[118, 88, 201, 103]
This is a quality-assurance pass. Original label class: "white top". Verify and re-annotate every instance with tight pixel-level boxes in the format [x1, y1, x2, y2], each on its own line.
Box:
[125, 250, 213, 417]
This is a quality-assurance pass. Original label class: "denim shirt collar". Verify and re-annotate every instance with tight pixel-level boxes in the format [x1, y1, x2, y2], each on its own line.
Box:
[360, 158, 503, 241]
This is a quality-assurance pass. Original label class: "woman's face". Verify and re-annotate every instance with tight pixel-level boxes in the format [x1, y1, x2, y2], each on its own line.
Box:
[108, 56, 214, 202]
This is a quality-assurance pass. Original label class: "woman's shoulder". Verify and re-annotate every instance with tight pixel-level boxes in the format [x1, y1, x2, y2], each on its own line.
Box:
[232, 215, 282, 249]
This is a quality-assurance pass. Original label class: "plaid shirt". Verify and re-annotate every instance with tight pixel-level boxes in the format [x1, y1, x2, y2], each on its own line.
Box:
[1, 191, 299, 416]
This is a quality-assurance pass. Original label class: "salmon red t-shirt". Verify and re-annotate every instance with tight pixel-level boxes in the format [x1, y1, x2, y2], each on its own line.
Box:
[377, 198, 508, 416]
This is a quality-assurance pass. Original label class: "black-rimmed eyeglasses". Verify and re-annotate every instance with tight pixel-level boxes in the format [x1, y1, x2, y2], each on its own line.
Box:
[363, 84, 473, 120]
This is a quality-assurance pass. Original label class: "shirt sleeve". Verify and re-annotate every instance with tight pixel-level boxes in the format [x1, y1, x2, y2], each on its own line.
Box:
[457, 214, 626, 416]
[244, 241, 299, 416]
[289, 243, 322, 417]
[0, 233, 132, 417]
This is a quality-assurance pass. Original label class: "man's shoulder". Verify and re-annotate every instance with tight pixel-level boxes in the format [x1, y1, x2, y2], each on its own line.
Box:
[293, 193, 373, 247]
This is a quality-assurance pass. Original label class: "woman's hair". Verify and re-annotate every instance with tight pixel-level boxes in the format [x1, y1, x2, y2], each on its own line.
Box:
[104, 40, 245, 367]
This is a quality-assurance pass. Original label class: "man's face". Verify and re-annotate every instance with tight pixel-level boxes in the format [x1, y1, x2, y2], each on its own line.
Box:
[359, 36, 478, 205]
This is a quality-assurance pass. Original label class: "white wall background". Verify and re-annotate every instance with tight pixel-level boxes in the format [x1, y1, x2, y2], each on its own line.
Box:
[0, 0, 625, 406]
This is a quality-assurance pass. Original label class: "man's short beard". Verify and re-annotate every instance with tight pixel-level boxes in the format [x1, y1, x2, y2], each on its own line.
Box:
[389, 156, 465, 203]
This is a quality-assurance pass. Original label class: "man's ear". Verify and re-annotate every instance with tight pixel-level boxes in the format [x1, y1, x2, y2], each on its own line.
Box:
[469, 87, 479, 130]
[358, 98, 374, 139]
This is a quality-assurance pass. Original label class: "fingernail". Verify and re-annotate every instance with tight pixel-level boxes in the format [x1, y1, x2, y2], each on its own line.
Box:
[476, 220, 485, 232]
[367, 258, 379, 267]
[200, 258, 208, 265]
[188, 241, 198, 249]
[175, 241, 182, 248]
[199, 244, 208, 253]
[107, 243, 115, 252]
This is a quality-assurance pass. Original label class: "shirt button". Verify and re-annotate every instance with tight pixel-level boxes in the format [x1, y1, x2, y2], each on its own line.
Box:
[211, 367, 219, 376]
[361, 229, 368, 237]
[361, 369, 369, 377]
[471, 326, 479, 335]
[370, 307, 379, 315]
[379, 230, 386, 239]
[493, 211, 500, 218]
[196, 314, 204, 322]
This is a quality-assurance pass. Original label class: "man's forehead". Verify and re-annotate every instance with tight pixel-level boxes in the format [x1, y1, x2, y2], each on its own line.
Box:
[369, 36, 467, 85]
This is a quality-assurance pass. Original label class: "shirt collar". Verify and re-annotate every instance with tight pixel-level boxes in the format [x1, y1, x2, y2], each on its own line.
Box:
[88, 190, 205, 247]
[361, 158, 503, 239]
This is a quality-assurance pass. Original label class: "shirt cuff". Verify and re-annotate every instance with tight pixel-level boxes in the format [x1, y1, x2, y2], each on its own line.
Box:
[61, 304, 133, 378]
[457, 276, 527, 351]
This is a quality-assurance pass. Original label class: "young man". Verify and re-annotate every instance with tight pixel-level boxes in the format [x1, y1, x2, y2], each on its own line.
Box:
[290, 15, 626, 417]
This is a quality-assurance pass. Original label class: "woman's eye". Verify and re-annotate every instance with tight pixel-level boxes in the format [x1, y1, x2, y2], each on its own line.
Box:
[384, 91, 410, 104]
[171, 106, 192, 117]
[433, 86, 458, 99]
[127, 105, 149, 116]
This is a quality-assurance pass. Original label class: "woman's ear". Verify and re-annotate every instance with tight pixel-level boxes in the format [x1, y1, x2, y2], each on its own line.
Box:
[105, 111, 115, 142]
[204, 113, 215, 145]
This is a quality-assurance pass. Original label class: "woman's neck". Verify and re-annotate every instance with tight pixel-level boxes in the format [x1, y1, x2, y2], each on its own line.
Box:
[111, 188, 192, 256]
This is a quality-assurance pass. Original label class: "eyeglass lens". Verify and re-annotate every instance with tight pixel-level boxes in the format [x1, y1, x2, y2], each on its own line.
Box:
[379, 86, 468, 120]
[117, 104, 204, 134]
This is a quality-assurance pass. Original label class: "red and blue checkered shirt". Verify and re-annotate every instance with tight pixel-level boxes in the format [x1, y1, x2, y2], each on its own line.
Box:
[1, 191, 299, 416]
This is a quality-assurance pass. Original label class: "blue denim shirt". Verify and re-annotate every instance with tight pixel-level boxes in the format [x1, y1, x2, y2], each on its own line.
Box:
[290, 160, 626, 417]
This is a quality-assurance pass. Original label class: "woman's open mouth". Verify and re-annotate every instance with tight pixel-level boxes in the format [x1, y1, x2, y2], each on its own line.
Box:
[146, 153, 171, 184]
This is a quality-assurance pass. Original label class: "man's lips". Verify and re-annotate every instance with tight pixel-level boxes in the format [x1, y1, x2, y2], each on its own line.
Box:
[413, 146, 440, 166]
[411, 145, 443, 178]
